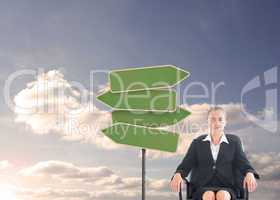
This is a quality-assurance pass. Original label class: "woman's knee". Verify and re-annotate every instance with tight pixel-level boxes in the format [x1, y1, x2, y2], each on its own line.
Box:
[202, 190, 215, 200]
[216, 190, 231, 200]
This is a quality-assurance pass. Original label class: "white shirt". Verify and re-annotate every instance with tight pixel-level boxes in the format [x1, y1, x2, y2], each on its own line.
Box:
[202, 133, 229, 162]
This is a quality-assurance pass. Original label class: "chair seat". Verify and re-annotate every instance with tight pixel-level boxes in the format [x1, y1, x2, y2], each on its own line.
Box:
[179, 178, 249, 200]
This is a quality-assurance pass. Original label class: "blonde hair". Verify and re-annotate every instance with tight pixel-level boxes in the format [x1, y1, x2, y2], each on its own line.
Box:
[207, 106, 226, 118]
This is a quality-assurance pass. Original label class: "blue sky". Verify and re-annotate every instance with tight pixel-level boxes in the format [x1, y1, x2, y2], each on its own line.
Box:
[0, 1, 279, 200]
[1, 0, 279, 110]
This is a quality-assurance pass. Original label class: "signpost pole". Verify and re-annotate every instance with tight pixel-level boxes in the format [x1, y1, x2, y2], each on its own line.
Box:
[142, 148, 146, 200]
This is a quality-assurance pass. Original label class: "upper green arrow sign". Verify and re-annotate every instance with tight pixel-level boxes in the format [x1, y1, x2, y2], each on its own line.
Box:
[96, 89, 176, 111]
[112, 107, 191, 127]
[109, 65, 189, 92]
[102, 123, 179, 152]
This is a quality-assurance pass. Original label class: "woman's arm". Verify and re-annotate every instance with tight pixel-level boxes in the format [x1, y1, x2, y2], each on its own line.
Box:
[234, 136, 260, 179]
[171, 139, 197, 180]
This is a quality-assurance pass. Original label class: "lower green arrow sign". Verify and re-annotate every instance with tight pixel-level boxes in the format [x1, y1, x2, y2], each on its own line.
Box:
[112, 107, 191, 127]
[102, 123, 179, 152]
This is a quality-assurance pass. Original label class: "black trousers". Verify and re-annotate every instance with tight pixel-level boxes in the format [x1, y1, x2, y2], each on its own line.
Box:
[193, 172, 237, 200]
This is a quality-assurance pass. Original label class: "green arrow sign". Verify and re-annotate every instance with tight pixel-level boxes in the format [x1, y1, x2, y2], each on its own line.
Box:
[112, 107, 191, 127]
[102, 123, 179, 152]
[109, 65, 189, 92]
[96, 89, 176, 111]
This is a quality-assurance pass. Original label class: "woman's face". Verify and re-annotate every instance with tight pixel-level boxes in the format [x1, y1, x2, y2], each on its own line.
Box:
[208, 110, 227, 133]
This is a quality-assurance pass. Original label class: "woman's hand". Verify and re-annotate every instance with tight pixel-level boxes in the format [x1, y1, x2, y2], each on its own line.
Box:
[243, 172, 257, 192]
[170, 173, 183, 192]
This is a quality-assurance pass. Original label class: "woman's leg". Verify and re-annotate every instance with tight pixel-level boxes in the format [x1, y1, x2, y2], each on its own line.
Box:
[216, 190, 231, 200]
[202, 190, 215, 200]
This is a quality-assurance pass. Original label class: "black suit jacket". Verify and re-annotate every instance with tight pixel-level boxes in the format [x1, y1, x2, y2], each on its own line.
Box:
[172, 134, 260, 190]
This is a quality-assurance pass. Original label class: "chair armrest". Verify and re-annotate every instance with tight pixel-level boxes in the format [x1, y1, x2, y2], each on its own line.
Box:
[244, 184, 249, 200]
[179, 178, 185, 200]
[179, 177, 192, 200]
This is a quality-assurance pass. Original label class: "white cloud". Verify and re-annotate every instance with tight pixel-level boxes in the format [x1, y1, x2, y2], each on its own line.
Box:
[249, 152, 280, 181]
[13, 70, 120, 150]
[0, 160, 13, 170]
[19, 160, 114, 183]
[15, 160, 176, 200]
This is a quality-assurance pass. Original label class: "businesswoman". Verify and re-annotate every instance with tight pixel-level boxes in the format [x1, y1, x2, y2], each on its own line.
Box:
[170, 106, 259, 200]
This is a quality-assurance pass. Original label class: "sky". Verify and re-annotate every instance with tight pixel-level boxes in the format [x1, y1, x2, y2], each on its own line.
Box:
[0, 0, 279, 200]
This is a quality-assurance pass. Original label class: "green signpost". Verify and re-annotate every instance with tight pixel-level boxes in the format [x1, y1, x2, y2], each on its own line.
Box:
[109, 65, 189, 92]
[102, 123, 179, 152]
[97, 89, 176, 111]
[97, 65, 191, 200]
[111, 107, 191, 127]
